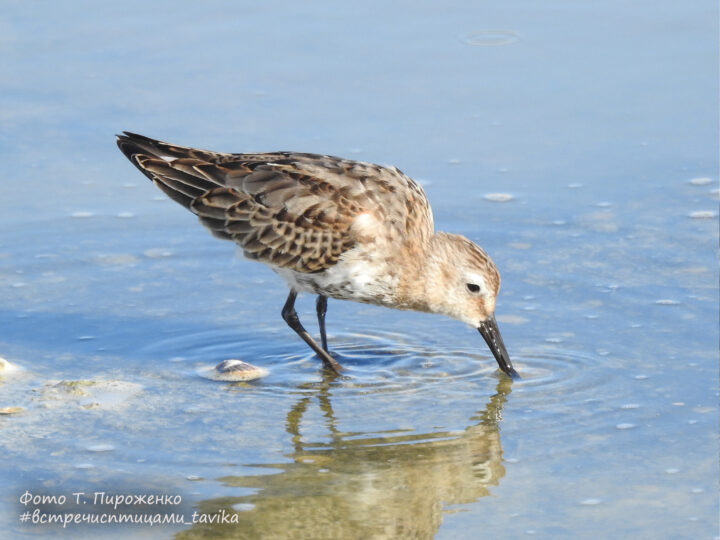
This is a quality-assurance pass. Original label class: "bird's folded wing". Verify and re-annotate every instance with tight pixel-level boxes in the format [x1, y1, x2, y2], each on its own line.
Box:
[117, 134, 361, 273]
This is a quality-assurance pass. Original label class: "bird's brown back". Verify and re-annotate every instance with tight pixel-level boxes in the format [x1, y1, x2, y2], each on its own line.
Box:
[117, 132, 433, 273]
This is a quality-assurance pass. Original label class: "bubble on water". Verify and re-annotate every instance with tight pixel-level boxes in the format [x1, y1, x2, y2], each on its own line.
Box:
[143, 248, 174, 258]
[580, 498, 602, 505]
[655, 299, 680, 305]
[616, 423, 635, 430]
[11, 282, 26, 288]
[620, 403, 640, 409]
[596, 202, 612, 207]
[634, 375, 649, 380]
[116, 212, 135, 219]
[186, 475, 202, 481]
[232, 503, 255, 512]
[75, 463, 95, 469]
[688, 177, 712, 185]
[447, 158, 463, 164]
[496, 315, 528, 324]
[483, 193, 514, 202]
[665, 468, 679, 474]
[692, 407, 714, 414]
[552, 220, 567, 226]
[70, 211, 95, 218]
[672, 402, 685, 406]
[461, 30, 519, 46]
[567, 183, 583, 188]
[77, 335, 95, 341]
[86, 443, 115, 452]
[545, 337, 563, 343]
[122, 183, 137, 188]
[689, 210, 717, 219]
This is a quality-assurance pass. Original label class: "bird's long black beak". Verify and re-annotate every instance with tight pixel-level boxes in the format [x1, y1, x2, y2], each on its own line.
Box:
[478, 315, 519, 379]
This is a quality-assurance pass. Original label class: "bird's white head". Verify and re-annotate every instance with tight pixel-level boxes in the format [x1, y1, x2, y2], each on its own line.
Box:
[423, 233, 500, 325]
[421, 232, 517, 378]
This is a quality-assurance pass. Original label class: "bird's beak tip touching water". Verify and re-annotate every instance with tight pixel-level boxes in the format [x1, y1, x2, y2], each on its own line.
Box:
[478, 314, 519, 380]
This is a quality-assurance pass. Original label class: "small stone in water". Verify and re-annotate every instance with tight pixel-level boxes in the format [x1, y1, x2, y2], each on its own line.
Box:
[0, 357, 20, 375]
[0, 407, 23, 415]
[483, 193, 514, 202]
[200, 359, 268, 382]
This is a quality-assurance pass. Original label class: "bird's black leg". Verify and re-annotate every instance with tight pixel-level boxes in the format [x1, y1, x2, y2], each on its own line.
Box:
[316, 295, 329, 352]
[282, 290, 343, 374]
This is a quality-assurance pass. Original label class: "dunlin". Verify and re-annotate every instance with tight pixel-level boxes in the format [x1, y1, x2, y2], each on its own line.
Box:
[117, 133, 518, 378]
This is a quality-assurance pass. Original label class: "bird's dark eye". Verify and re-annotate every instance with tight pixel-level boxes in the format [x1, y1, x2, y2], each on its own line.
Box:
[466, 283, 480, 293]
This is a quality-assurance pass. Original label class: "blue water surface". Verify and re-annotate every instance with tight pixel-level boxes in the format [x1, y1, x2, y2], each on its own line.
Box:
[1, 1, 718, 539]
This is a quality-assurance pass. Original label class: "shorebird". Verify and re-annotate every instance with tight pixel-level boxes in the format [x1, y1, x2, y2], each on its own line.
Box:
[116, 132, 518, 378]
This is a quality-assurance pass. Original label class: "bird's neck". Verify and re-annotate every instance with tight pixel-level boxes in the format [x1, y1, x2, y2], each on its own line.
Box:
[395, 233, 454, 314]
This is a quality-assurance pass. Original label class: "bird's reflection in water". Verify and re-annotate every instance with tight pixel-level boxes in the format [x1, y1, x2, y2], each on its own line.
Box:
[176, 376, 512, 539]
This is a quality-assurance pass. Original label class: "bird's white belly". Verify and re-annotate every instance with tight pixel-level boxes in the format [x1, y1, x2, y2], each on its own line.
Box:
[273, 250, 399, 306]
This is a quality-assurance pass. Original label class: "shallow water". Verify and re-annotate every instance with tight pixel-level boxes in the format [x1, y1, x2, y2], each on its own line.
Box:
[1, 1, 718, 539]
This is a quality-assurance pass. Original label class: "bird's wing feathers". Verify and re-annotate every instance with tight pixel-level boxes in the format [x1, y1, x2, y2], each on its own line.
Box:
[117, 133, 408, 273]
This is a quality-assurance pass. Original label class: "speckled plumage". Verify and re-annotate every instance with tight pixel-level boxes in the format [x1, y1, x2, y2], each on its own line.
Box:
[117, 132, 517, 378]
